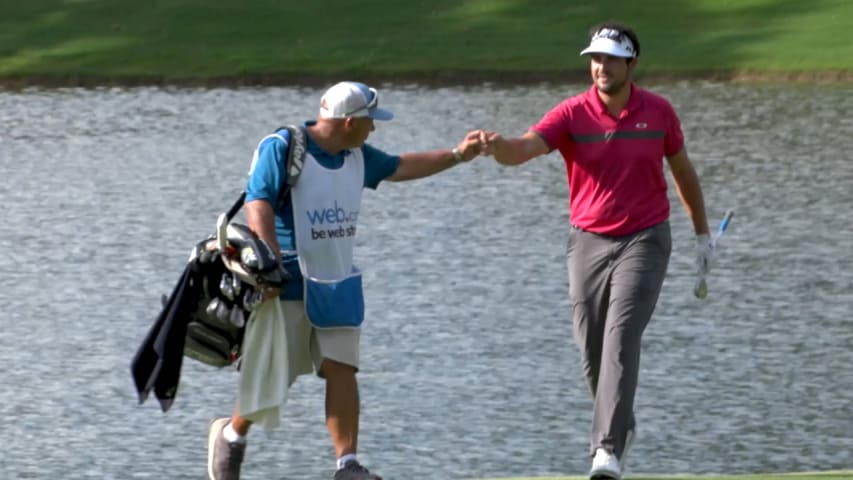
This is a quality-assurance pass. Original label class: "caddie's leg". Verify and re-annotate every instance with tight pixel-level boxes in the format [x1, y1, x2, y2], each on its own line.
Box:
[313, 327, 361, 458]
[230, 411, 253, 436]
[228, 300, 316, 436]
[321, 358, 360, 457]
[593, 222, 670, 458]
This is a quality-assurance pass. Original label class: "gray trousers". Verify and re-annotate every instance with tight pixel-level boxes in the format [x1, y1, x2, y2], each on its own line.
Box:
[566, 221, 671, 458]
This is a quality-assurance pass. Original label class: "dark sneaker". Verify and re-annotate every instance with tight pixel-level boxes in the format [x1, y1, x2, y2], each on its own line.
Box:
[334, 460, 382, 480]
[207, 417, 246, 480]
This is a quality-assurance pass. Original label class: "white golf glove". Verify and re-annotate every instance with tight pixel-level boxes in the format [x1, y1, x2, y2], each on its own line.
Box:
[695, 233, 715, 275]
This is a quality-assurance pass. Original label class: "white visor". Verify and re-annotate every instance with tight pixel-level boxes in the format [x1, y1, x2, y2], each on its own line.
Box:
[580, 28, 637, 58]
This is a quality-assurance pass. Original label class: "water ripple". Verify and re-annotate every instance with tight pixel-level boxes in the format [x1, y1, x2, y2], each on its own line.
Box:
[1, 83, 851, 479]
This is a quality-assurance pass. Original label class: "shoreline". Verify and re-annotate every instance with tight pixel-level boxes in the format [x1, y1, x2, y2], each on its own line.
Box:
[486, 476, 853, 480]
[2, 69, 852, 90]
[485, 472, 853, 480]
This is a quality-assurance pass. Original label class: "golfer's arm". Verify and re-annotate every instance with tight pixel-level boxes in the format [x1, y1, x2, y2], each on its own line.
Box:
[667, 149, 710, 236]
[492, 131, 550, 166]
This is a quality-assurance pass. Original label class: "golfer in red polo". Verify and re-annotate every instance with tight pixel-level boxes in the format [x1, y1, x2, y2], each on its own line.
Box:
[478, 22, 713, 480]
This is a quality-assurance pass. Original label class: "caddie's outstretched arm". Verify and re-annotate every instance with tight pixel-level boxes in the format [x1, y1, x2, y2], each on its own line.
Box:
[387, 130, 483, 181]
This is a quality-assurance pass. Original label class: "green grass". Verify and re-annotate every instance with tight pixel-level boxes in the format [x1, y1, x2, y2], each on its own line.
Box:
[1, 0, 852, 83]
[482, 473, 853, 480]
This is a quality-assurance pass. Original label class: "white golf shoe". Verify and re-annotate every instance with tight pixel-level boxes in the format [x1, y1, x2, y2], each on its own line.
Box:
[589, 447, 621, 479]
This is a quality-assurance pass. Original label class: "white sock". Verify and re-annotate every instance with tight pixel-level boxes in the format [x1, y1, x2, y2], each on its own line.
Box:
[336, 453, 358, 470]
[223, 422, 247, 444]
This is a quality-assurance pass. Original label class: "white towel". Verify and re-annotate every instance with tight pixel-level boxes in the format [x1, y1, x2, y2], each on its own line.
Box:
[237, 299, 289, 430]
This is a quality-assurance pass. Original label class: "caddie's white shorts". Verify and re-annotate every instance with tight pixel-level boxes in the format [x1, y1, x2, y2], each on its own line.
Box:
[280, 300, 360, 385]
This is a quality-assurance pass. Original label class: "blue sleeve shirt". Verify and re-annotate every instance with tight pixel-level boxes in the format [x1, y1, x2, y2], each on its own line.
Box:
[245, 121, 400, 300]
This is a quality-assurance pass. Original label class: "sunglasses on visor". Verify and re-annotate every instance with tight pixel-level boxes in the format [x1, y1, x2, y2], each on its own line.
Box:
[343, 88, 380, 117]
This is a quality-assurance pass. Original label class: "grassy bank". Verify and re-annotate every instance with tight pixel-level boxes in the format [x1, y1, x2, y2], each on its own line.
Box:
[1, 0, 852, 86]
[483, 473, 853, 480]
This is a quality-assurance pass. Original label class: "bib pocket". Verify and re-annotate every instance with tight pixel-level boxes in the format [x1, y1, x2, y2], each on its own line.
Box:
[304, 268, 364, 328]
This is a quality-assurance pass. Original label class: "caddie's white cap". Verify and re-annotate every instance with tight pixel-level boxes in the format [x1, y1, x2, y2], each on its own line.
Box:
[319, 81, 394, 121]
[580, 28, 637, 58]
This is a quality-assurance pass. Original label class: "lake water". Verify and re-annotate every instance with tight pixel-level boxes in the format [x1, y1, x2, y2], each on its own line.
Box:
[1, 81, 851, 479]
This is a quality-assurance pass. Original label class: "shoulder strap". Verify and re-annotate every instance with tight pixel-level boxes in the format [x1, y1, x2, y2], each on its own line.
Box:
[275, 125, 307, 209]
[220, 126, 306, 232]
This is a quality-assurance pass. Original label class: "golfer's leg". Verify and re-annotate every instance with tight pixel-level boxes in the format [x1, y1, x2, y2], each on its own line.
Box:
[568, 228, 613, 395]
[594, 222, 670, 457]
[567, 227, 613, 456]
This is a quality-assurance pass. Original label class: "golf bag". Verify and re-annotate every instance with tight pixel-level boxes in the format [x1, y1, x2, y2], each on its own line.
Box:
[183, 125, 306, 367]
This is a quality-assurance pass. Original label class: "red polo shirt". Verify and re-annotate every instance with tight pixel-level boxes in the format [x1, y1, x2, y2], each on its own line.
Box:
[532, 83, 684, 236]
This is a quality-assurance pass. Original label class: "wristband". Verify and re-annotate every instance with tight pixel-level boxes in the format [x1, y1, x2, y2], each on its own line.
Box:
[451, 147, 463, 163]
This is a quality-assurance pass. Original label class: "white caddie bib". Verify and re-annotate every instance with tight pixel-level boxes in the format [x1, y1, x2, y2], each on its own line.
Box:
[290, 149, 365, 328]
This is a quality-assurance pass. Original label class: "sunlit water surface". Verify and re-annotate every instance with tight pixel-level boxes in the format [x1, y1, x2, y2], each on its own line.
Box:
[1, 82, 851, 479]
